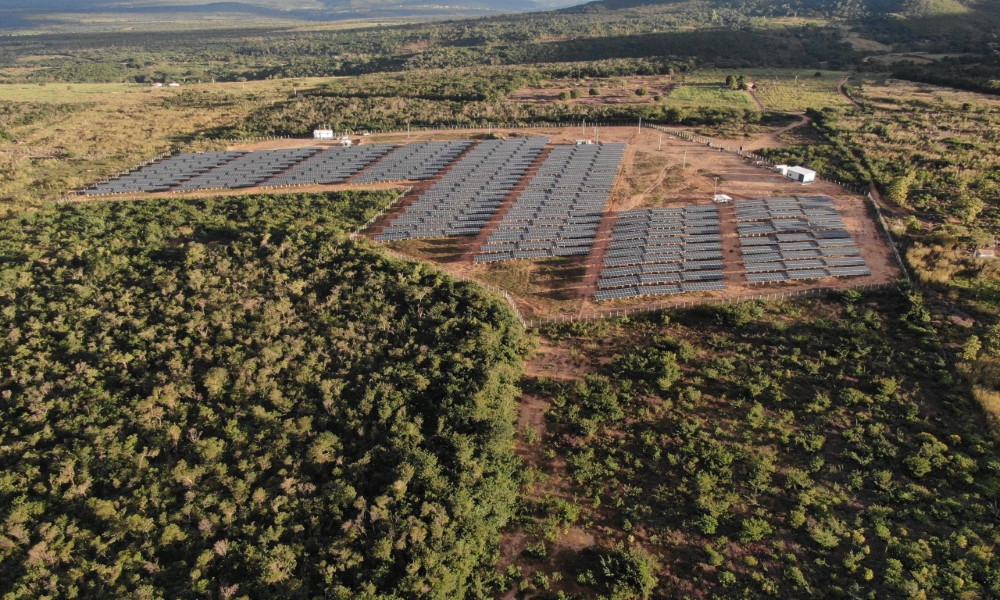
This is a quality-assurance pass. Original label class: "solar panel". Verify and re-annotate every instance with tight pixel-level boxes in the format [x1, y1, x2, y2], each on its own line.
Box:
[596, 204, 727, 301]
[476, 143, 625, 262]
[376, 138, 548, 241]
[734, 195, 870, 284]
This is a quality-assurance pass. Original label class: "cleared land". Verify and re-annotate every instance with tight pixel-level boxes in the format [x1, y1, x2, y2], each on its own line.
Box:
[71, 123, 899, 321]
[365, 125, 899, 319]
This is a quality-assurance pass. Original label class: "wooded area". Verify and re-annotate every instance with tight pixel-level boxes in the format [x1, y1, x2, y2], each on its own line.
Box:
[510, 294, 1000, 597]
[0, 192, 528, 597]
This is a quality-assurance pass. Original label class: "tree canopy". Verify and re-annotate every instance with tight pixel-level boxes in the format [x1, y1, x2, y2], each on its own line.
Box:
[0, 192, 527, 598]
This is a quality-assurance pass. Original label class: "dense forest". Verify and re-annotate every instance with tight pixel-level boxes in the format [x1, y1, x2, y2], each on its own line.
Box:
[0, 192, 529, 597]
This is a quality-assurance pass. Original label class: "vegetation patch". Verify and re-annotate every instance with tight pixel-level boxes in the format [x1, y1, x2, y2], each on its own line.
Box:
[0, 192, 528, 598]
[509, 293, 1000, 598]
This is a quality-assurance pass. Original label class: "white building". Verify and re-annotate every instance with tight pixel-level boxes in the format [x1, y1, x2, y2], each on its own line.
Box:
[313, 129, 335, 140]
[785, 166, 816, 184]
[575, 139, 593, 146]
[712, 194, 732, 203]
[338, 135, 353, 147]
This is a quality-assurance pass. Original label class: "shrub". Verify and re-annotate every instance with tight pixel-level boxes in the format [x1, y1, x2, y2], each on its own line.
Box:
[596, 544, 660, 600]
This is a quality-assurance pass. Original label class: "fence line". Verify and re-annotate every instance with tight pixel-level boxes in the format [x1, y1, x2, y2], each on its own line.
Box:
[865, 192, 912, 285]
[350, 187, 412, 237]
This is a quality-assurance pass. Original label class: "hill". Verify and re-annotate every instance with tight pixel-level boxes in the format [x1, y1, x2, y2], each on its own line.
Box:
[0, 0, 583, 31]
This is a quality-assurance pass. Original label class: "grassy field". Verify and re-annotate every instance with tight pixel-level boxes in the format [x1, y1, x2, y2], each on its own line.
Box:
[0, 82, 140, 102]
[680, 69, 853, 113]
[664, 82, 758, 111]
[0, 79, 305, 215]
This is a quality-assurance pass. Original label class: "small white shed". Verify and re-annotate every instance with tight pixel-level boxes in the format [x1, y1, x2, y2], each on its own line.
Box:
[313, 129, 335, 140]
[785, 166, 816, 184]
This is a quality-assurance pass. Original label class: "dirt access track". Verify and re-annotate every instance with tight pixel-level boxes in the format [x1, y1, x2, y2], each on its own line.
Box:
[88, 125, 901, 322]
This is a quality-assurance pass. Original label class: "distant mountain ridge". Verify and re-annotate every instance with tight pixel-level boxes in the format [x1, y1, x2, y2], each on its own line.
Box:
[0, 0, 584, 30]
[564, 0, 981, 17]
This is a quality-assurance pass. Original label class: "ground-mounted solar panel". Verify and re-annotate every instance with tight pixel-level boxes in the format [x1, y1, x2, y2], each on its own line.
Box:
[85, 151, 248, 195]
[175, 148, 322, 191]
[735, 195, 870, 284]
[353, 141, 473, 183]
[475, 142, 626, 261]
[375, 137, 549, 241]
[595, 204, 727, 301]
[264, 144, 395, 186]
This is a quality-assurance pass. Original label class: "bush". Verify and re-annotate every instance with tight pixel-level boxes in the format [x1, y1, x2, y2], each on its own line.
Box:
[596, 544, 660, 599]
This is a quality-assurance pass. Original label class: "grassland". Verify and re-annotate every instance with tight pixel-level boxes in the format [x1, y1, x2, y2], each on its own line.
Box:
[664, 82, 758, 111]
[680, 69, 854, 112]
[0, 79, 304, 215]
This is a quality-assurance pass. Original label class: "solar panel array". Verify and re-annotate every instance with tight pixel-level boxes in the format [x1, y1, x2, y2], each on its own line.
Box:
[84, 152, 246, 195]
[475, 143, 626, 263]
[353, 141, 473, 183]
[263, 145, 395, 186]
[736, 196, 871, 284]
[175, 148, 322, 192]
[595, 206, 726, 302]
[375, 137, 548, 241]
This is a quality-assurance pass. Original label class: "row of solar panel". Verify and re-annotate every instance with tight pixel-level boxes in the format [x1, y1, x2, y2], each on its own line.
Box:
[746, 266, 872, 284]
[476, 143, 626, 261]
[598, 265, 725, 288]
[744, 257, 866, 273]
[84, 141, 475, 195]
[594, 281, 726, 302]
[375, 138, 548, 241]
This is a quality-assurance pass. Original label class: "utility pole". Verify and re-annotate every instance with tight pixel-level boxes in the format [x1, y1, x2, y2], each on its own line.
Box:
[638, 116, 642, 133]
[683, 150, 687, 168]
[714, 176, 719, 197]
[658, 134, 662, 151]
